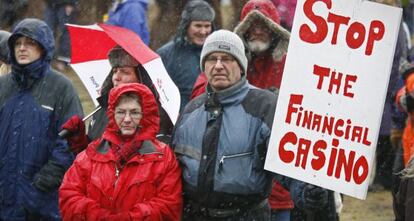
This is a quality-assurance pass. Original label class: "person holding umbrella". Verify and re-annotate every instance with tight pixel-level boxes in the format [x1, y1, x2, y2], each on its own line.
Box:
[62, 45, 174, 153]
[59, 83, 182, 220]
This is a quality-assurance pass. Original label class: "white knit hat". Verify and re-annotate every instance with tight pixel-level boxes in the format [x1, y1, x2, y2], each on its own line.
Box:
[200, 30, 248, 74]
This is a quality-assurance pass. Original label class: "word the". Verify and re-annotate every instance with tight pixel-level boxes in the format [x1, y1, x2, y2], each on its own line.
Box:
[313, 64, 357, 98]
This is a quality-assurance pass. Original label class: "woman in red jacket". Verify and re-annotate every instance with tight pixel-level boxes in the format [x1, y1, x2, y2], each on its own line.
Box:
[59, 83, 182, 221]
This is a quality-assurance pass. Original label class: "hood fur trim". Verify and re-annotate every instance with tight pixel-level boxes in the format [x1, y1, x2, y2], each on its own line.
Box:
[234, 10, 290, 62]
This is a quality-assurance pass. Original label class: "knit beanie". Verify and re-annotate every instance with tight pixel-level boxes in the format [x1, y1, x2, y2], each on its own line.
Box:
[0, 30, 11, 63]
[108, 45, 139, 68]
[200, 30, 248, 74]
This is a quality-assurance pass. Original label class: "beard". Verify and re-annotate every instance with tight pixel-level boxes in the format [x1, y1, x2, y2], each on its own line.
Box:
[247, 40, 271, 53]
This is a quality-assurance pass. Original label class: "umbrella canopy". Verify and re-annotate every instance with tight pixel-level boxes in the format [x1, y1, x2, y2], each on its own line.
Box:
[67, 23, 180, 124]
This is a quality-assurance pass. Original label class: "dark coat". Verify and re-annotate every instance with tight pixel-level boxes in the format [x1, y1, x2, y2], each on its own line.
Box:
[157, 39, 203, 112]
[0, 18, 83, 220]
[395, 158, 414, 221]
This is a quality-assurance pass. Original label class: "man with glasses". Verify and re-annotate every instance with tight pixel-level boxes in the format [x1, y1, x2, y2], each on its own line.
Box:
[172, 30, 327, 220]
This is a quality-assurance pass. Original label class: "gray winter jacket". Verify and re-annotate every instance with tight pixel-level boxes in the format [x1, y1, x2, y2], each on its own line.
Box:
[173, 77, 277, 208]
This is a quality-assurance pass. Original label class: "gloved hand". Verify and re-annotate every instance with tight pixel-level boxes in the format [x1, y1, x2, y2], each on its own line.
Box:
[33, 160, 66, 192]
[113, 140, 142, 166]
[302, 184, 328, 210]
[61, 115, 89, 153]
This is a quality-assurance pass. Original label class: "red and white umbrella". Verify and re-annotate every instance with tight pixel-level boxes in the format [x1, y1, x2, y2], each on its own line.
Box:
[67, 23, 180, 124]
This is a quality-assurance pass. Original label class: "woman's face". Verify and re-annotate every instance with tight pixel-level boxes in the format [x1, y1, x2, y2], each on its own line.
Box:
[114, 98, 142, 136]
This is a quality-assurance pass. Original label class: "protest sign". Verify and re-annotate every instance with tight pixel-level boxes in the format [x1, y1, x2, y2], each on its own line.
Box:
[264, 0, 402, 199]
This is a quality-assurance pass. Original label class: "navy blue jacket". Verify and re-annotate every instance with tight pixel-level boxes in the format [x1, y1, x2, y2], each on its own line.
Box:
[0, 19, 83, 220]
[157, 39, 203, 111]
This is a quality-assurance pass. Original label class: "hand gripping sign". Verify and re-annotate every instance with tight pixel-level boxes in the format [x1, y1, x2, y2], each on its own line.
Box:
[264, 0, 402, 199]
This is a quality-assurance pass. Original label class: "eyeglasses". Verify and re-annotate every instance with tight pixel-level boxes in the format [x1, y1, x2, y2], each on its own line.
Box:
[114, 109, 143, 120]
[205, 56, 236, 65]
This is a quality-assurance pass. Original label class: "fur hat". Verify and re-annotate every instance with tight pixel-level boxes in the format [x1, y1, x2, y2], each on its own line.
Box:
[0, 30, 11, 63]
[182, 0, 215, 23]
[107, 45, 139, 68]
[175, 0, 215, 42]
[200, 30, 248, 74]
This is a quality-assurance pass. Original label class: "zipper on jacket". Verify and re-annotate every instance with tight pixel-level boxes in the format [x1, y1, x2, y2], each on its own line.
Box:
[114, 163, 120, 187]
[218, 152, 253, 170]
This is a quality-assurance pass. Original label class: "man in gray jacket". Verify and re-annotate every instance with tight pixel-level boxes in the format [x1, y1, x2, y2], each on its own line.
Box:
[172, 29, 328, 220]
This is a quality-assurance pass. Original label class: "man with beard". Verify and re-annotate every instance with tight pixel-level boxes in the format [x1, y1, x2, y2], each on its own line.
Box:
[191, 0, 289, 95]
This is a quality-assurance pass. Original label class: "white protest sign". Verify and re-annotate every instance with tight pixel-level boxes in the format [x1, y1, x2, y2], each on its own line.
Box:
[264, 0, 402, 199]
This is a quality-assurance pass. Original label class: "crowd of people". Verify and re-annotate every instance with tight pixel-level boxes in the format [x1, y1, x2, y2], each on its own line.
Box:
[1, 0, 414, 220]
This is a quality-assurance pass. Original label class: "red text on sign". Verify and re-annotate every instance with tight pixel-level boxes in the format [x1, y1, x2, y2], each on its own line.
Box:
[299, 0, 385, 56]
[313, 64, 358, 98]
[278, 131, 369, 184]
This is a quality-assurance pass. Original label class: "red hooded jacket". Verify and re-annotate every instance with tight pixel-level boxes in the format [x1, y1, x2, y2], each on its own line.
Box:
[59, 83, 182, 220]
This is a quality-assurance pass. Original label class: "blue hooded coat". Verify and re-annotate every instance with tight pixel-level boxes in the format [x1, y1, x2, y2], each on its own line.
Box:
[107, 0, 150, 45]
[0, 18, 83, 220]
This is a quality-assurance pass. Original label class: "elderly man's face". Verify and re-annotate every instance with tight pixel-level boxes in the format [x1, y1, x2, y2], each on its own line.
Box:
[187, 21, 212, 46]
[246, 20, 272, 53]
[14, 36, 43, 65]
[204, 52, 242, 91]
[112, 67, 139, 87]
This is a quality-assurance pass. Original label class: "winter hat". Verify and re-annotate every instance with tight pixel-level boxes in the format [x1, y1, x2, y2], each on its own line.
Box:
[176, 0, 215, 41]
[240, 0, 281, 24]
[108, 45, 139, 68]
[0, 30, 11, 63]
[200, 30, 248, 74]
[182, 0, 215, 23]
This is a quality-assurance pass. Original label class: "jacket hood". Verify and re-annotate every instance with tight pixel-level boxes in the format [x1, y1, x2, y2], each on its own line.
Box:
[0, 30, 11, 63]
[8, 18, 55, 64]
[103, 83, 160, 145]
[234, 0, 290, 62]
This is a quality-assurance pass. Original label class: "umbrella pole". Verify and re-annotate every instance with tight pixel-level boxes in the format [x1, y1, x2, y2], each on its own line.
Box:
[58, 106, 102, 138]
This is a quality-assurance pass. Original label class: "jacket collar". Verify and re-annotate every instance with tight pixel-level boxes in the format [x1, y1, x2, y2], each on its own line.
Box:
[206, 76, 250, 106]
